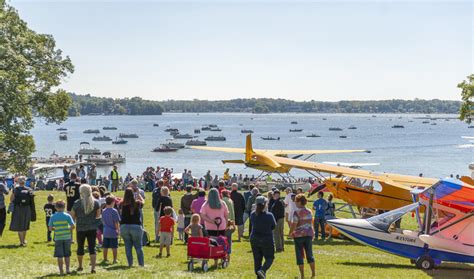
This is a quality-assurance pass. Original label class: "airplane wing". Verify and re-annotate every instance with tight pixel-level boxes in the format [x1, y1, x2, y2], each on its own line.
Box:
[190, 146, 370, 155]
[271, 155, 437, 187]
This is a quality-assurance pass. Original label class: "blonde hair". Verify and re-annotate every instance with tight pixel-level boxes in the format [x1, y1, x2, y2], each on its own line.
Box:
[191, 213, 200, 224]
[160, 186, 169, 196]
[79, 184, 95, 215]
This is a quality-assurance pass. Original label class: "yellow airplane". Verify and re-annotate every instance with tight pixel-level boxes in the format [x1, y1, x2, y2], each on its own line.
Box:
[192, 134, 438, 211]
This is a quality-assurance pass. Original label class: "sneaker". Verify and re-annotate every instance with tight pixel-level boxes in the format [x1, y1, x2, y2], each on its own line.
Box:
[257, 270, 266, 279]
[91, 270, 96, 274]
[77, 267, 83, 272]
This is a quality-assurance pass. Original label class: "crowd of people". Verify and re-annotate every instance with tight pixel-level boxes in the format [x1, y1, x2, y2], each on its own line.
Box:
[0, 167, 339, 279]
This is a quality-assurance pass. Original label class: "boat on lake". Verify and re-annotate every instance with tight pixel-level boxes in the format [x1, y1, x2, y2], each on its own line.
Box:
[83, 129, 100, 134]
[339, 135, 347, 138]
[186, 139, 207, 146]
[194, 129, 201, 134]
[261, 136, 280, 141]
[59, 132, 68, 141]
[210, 128, 222, 132]
[164, 128, 179, 132]
[173, 133, 194, 139]
[431, 123, 437, 126]
[56, 128, 67, 131]
[92, 135, 112, 141]
[201, 126, 211, 131]
[204, 136, 226, 141]
[391, 125, 405, 128]
[103, 126, 117, 130]
[112, 137, 128, 144]
[153, 123, 159, 127]
[329, 127, 343, 131]
[422, 121, 430, 124]
[78, 142, 101, 155]
[348, 126, 357, 130]
[291, 121, 298, 124]
[85, 151, 125, 165]
[306, 134, 321, 138]
[119, 133, 139, 138]
[289, 129, 303, 132]
[469, 126, 474, 128]
[163, 141, 185, 149]
[241, 129, 254, 134]
[152, 145, 178, 152]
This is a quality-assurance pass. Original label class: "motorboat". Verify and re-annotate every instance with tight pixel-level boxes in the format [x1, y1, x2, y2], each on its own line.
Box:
[152, 145, 178, 152]
[392, 125, 405, 128]
[289, 129, 303, 132]
[469, 126, 474, 129]
[291, 121, 298, 124]
[422, 121, 430, 124]
[153, 123, 159, 127]
[194, 129, 201, 134]
[56, 127, 67, 131]
[83, 129, 100, 134]
[329, 127, 343, 131]
[85, 152, 125, 165]
[261, 136, 280, 141]
[164, 128, 179, 132]
[210, 128, 222, 132]
[59, 132, 68, 141]
[92, 135, 112, 141]
[209, 124, 218, 128]
[102, 151, 126, 163]
[339, 135, 347, 138]
[327, 179, 474, 270]
[204, 136, 226, 141]
[112, 137, 128, 144]
[241, 129, 254, 134]
[119, 133, 139, 138]
[348, 126, 357, 130]
[173, 133, 194, 139]
[78, 142, 101, 155]
[103, 126, 118, 130]
[431, 123, 437, 126]
[163, 141, 185, 149]
[201, 126, 211, 131]
[186, 139, 207, 146]
[170, 130, 179, 136]
[306, 134, 321, 138]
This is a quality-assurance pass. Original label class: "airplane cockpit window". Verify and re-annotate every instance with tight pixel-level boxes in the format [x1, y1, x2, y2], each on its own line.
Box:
[368, 203, 420, 232]
[346, 178, 382, 192]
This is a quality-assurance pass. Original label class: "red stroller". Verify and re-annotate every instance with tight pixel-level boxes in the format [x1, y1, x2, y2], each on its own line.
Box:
[187, 235, 229, 272]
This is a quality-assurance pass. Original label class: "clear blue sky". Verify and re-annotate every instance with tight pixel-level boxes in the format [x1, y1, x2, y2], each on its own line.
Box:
[10, 0, 473, 101]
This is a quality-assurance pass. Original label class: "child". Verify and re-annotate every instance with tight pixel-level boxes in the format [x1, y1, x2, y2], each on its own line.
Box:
[48, 200, 75, 276]
[44, 194, 56, 242]
[101, 196, 121, 263]
[184, 213, 203, 237]
[177, 209, 185, 241]
[158, 206, 175, 257]
[226, 219, 236, 259]
[92, 191, 104, 248]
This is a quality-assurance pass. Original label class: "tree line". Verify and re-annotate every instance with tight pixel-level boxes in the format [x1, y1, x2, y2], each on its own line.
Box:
[68, 94, 461, 115]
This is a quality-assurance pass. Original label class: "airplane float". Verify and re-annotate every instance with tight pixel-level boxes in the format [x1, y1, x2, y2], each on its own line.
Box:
[328, 178, 474, 270]
[192, 134, 438, 211]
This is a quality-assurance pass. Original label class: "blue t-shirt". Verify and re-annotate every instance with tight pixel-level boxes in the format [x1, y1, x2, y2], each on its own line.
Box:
[250, 211, 276, 242]
[313, 198, 328, 218]
[48, 211, 75, 241]
[102, 207, 121, 238]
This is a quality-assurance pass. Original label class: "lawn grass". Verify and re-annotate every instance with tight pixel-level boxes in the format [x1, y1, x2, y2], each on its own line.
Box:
[1, 190, 472, 278]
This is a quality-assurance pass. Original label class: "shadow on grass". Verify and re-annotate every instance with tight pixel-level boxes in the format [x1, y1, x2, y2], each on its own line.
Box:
[35, 270, 90, 279]
[339, 262, 414, 269]
[104, 265, 130, 271]
[0, 244, 20, 249]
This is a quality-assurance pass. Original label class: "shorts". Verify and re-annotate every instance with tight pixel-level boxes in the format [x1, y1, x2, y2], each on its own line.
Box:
[103, 237, 118, 249]
[54, 239, 72, 258]
[160, 232, 172, 246]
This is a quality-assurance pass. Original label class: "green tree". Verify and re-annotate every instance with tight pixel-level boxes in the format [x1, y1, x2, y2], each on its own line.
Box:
[458, 74, 474, 123]
[0, 1, 74, 173]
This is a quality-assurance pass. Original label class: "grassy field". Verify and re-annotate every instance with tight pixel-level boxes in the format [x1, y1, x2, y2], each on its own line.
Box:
[0, 190, 472, 278]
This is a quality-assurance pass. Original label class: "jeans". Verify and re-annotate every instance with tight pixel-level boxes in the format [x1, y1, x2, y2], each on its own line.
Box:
[184, 216, 191, 243]
[0, 207, 6, 236]
[250, 238, 274, 276]
[225, 229, 233, 254]
[120, 224, 144, 266]
[314, 216, 326, 240]
[294, 236, 314, 265]
[154, 211, 160, 241]
[273, 218, 284, 251]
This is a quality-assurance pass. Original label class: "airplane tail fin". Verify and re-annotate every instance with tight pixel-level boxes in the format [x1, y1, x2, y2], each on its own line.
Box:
[245, 134, 254, 162]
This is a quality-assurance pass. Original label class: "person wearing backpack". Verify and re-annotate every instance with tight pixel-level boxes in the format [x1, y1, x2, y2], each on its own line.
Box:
[9, 176, 36, 246]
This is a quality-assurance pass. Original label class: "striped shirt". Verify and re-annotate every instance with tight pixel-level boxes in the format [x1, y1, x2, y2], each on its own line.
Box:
[48, 212, 75, 241]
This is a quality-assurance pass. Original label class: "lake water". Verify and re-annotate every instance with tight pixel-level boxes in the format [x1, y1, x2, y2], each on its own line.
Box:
[31, 113, 473, 180]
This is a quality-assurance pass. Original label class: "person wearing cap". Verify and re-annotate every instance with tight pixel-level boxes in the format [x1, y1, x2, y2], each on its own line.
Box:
[230, 183, 245, 241]
[0, 180, 9, 237]
[180, 185, 197, 243]
[270, 190, 285, 252]
[250, 196, 276, 279]
[9, 176, 36, 246]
